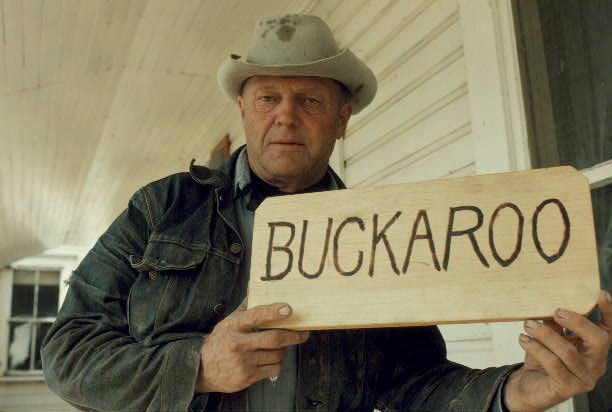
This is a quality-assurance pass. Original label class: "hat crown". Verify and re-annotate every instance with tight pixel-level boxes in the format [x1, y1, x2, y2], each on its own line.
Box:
[246, 14, 340, 65]
[218, 13, 377, 114]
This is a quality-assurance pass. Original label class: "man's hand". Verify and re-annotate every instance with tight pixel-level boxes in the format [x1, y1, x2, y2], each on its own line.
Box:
[194, 302, 309, 393]
[504, 290, 612, 412]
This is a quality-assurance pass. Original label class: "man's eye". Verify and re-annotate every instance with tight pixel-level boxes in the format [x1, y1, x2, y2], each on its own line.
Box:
[305, 97, 322, 105]
[254, 95, 278, 112]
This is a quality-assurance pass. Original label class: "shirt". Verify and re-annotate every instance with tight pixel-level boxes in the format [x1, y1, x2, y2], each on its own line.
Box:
[230, 147, 338, 411]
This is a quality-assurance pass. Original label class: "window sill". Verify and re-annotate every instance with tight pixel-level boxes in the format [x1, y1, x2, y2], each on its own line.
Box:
[0, 375, 46, 383]
[582, 159, 612, 189]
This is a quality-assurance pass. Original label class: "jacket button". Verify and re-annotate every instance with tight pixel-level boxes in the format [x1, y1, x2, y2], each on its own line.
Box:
[213, 303, 226, 316]
[149, 271, 158, 280]
[230, 242, 242, 254]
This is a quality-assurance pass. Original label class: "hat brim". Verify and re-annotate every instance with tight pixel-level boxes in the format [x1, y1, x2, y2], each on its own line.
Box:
[217, 48, 377, 114]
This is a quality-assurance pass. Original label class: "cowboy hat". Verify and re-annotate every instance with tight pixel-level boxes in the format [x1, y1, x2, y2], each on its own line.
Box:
[217, 14, 377, 114]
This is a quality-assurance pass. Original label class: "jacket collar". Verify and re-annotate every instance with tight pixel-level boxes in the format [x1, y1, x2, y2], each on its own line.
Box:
[188, 144, 347, 191]
[188, 145, 244, 189]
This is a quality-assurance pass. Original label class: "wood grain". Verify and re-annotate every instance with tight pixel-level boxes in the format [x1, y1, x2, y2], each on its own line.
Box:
[248, 166, 601, 330]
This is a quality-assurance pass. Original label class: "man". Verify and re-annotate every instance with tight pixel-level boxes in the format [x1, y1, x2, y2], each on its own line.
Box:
[42, 14, 611, 412]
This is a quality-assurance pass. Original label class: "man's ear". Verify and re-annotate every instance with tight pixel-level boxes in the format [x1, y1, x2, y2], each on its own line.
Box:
[336, 103, 353, 140]
[237, 95, 246, 121]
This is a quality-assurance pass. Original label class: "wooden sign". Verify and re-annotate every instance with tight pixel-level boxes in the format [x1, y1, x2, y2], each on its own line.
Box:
[247, 166, 601, 330]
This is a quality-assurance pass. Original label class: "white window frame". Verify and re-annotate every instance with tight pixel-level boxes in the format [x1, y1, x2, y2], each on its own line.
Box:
[5, 266, 62, 376]
[582, 160, 612, 190]
[0, 247, 84, 380]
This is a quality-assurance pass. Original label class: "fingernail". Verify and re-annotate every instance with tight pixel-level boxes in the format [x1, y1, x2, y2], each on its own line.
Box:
[605, 290, 612, 303]
[525, 320, 541, 329]
[556, 309, 570, 319]
[519, 334, 531, 343]
[278, 305, 291, 316]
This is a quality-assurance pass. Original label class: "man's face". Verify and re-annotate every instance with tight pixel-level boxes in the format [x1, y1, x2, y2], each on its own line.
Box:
[237, 76, 352, 193]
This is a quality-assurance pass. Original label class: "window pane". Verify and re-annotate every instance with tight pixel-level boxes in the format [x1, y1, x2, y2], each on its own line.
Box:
[34, 322, 53, 370]
[11, 284, 34, 317]
[8, 322, 32, 371]
[515, 0, 612, 170]
[594, 184, 612, 292]
[588, 183, 612, 410]
[38, 284, 59, 317]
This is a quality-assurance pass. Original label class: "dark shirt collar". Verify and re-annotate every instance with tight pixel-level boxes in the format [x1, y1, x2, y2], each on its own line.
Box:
[233, 147, 339, 211]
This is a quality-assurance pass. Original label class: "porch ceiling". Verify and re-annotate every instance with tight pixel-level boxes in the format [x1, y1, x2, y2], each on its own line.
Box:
[0, 0, 357, 266]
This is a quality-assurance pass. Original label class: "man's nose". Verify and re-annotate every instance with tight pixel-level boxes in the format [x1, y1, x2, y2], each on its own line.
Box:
[274, 97, 299, 127]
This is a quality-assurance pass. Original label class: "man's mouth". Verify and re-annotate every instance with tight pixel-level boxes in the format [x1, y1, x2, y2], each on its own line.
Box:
[269, 141, 305, 148]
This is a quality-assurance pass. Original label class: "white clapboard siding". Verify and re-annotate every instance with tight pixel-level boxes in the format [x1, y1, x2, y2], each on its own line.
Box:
[344, 6, 472, 189]
[374, 130, 474, 186]
[346, 55, 467, 170]
[346, 92, 471, 186]
[438, 323, 495, 369]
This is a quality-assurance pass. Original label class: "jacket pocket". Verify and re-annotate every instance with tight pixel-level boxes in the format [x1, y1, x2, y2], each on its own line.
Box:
[127, 242, 209, 342]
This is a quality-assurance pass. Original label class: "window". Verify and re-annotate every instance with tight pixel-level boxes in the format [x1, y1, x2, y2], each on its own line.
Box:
[514, 1, 612, 410]
[7, 269, 60, 374]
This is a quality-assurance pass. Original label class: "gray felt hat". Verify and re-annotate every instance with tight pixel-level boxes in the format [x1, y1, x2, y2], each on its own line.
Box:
[217, 14, 377, 114]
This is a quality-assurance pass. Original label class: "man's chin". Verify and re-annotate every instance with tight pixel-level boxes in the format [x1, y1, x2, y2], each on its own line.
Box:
[264, 167, 304, 182]
[259, 165, 318, 191]
[263, 155, 307, 176]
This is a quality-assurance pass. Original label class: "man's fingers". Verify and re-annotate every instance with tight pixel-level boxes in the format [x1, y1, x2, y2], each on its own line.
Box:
[543, 319, 563, 335]
[253, 348, 288, 366]
[518, 334, 583, 398]
[552, 306, 611, 356]
[243, 329, 310, 350]
[598, 290, 612, 334]
[236, 303, 292, 331]
[524, 320, 590, 383]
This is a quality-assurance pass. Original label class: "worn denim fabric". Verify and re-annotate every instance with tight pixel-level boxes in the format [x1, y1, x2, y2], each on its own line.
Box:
[41, 147, 520, 412]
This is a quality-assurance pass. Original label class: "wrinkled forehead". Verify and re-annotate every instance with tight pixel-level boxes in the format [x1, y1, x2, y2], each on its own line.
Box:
[241, 75, 342, 95]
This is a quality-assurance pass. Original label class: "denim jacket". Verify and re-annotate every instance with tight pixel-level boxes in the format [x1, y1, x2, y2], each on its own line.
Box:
[42, 149, 518, 412]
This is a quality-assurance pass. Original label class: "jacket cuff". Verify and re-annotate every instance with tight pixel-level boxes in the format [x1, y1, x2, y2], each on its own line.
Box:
[161, 336, 207, 412]
[485, 363, 523, 412]
[490, 376, 510, 412]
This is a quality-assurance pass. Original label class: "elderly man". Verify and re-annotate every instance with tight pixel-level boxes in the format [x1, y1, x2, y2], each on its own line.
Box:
[42, 14, 611, 412]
